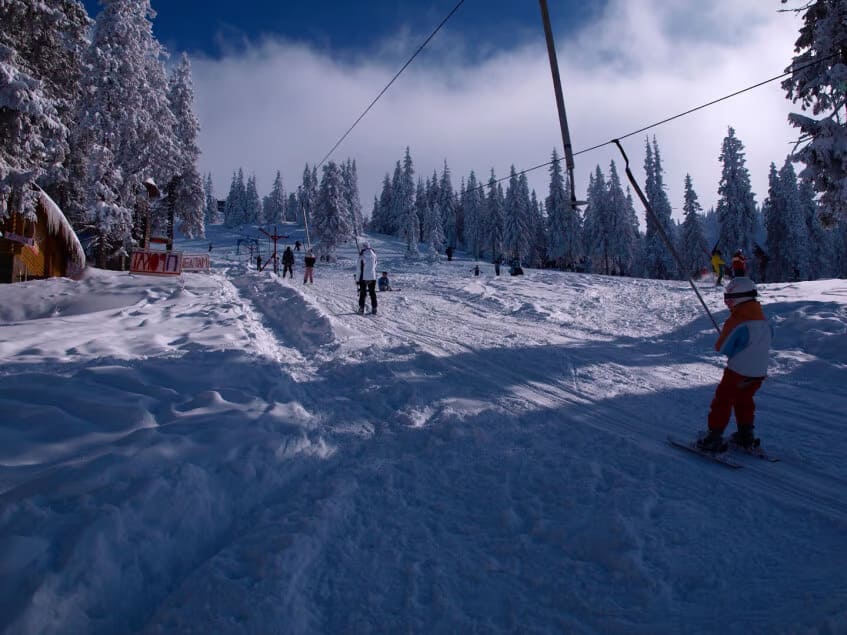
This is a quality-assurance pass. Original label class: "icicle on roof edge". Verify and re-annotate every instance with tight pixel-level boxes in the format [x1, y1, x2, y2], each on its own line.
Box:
[34, 185, 86, 267]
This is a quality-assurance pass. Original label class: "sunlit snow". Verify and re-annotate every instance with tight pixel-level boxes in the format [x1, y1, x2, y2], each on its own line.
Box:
[1, 224, 846, 634]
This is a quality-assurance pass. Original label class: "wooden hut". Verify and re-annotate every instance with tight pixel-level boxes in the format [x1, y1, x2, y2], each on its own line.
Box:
[0, 186, 86, 283]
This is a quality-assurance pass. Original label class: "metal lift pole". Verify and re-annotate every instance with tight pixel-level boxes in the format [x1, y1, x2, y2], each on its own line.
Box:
[539, 0, 578, 209]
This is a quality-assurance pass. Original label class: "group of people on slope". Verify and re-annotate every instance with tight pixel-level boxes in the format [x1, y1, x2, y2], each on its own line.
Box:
[710, 244, 773, 285]
[256, 245, 316, 284]
[710, 248, 748, 285]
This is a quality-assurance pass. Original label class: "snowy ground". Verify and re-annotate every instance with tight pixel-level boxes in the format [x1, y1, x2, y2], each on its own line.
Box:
[1, 224, 846, 634]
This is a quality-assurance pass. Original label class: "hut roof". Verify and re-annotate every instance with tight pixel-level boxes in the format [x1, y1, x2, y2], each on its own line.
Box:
[34, 185, 86, 267]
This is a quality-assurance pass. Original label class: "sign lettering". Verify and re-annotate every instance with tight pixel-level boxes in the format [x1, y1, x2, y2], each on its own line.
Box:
[130, 250, 183, 276]
[181, 254, 210, 272]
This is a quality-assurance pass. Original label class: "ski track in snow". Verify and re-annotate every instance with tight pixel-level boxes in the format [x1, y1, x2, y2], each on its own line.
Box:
[1, 228, 846, 634]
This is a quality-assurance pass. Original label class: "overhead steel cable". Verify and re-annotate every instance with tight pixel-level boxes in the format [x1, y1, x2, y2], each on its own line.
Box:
[305, 0, 466, 253]
[315, 0, 467, 171]
[469, 52, 841, 196]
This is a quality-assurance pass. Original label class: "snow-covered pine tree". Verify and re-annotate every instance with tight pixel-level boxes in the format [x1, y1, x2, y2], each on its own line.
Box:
[396, 148, 419, 257]
[606, 161, 639, 276]
[583, 166, 611, 273]
[167, 53, 204, 238]
[388, 161, 404, 238]
[623, 188, 644, 276]
[462, 171, 484, 259]
[643, 137, 678, 279]
[438, 161, 457, 250]
[528, 187, 547, 268]
[313, 161, 351, 258]
[244, 175, 261, 224]
[203, 173, 219, 225]
[86, 144, 132, 268]
[0, 0, 90, 218]
[799, 179, 831, 277]
[370, 173, 393, 235]
[545, 149, 581, 269]
[265, 171, 285, 225]
[0, 45, 65, 221]
[297, 164, 318, 240]
[224, 169, 246, 227]
[781, 0, 847, 222]
[423, 171, 438, 242]
[677, 174, 709, 278]
[503, 165, 531, 265]
[287, 192, 299, 226]
[75, 0, 178, 259]
[484, 170, 505, 263]
[780, 158, 811, 280]
[342, 159, 363, 236]
[716, 127, 758, 270]
[418, 178, 445, 260]
[766, 158, 810, 281]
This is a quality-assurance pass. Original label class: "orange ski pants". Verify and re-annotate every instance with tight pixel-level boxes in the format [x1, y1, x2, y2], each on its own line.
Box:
[707, 368, 764, 433]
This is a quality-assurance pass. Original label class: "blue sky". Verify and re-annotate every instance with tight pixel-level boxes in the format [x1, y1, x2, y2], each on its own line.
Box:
[82, 1, 599, 59]
[80, 1, 802, 222]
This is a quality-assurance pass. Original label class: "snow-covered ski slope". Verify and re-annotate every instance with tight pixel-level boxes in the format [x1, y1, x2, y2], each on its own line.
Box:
[1, 224, 846, 634]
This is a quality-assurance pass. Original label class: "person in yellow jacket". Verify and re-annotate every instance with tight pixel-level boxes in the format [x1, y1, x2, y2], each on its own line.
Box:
[710, 249, 725, 286]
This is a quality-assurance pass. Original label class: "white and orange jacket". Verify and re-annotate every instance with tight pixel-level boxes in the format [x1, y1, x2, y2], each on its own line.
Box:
[715, 300, 772, 378]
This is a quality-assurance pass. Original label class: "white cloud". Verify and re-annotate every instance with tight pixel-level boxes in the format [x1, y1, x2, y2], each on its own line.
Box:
[191, 0, 802, 226]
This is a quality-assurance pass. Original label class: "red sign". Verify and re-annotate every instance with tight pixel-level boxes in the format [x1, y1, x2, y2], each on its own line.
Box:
[182, 254, 210, 272]
[130, 250, 183, 276]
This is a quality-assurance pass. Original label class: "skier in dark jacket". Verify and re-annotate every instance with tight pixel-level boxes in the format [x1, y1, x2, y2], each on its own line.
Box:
[282, 246, 295, 278]
[303, 250, 316, 283]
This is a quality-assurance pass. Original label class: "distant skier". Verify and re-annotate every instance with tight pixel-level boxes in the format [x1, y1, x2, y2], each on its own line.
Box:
[697, 277, 772, 452]
[731, 249, 747, 278]
[472, 264, 480, 277]
[446, 246, 453, 261]
[303, 250, 316, 284]
[378, 271, 391, 292]
[357, 242, 378, 314]
[753, 244, 769, 283]
[282, 246, 295, 278]
[295, 240, 302, 252]
[494, 255, 502, 276]
[710, 249, 725, 286]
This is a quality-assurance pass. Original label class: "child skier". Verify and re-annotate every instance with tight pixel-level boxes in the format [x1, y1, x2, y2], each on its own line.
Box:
[378, 271, 391, 292]
[697, 277, 772, 452]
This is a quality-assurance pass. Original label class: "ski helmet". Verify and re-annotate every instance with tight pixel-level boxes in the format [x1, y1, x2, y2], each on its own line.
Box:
[724, 276, 757, 307]
[362, 241, 370, 250]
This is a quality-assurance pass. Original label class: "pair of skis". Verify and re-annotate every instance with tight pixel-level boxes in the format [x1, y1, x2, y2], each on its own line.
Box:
[667, 435, 779, 468]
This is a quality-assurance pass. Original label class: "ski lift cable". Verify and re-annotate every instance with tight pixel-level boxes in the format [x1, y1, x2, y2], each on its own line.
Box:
[306, 0, 466, 254]
[315, 0, 467, 172]
[465, 52, 840, 197]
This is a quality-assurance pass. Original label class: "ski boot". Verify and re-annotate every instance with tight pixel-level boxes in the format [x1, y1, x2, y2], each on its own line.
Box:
[357, 306, 365, 315]
[696, 429, 728, 453]
[729, 425, 760, 449]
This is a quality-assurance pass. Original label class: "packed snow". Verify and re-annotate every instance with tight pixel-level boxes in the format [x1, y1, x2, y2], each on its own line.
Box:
[1, 224, 846, 634]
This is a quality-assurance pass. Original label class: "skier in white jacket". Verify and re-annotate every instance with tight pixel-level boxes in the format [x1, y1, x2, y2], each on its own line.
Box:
[357, 242, 378, 314]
